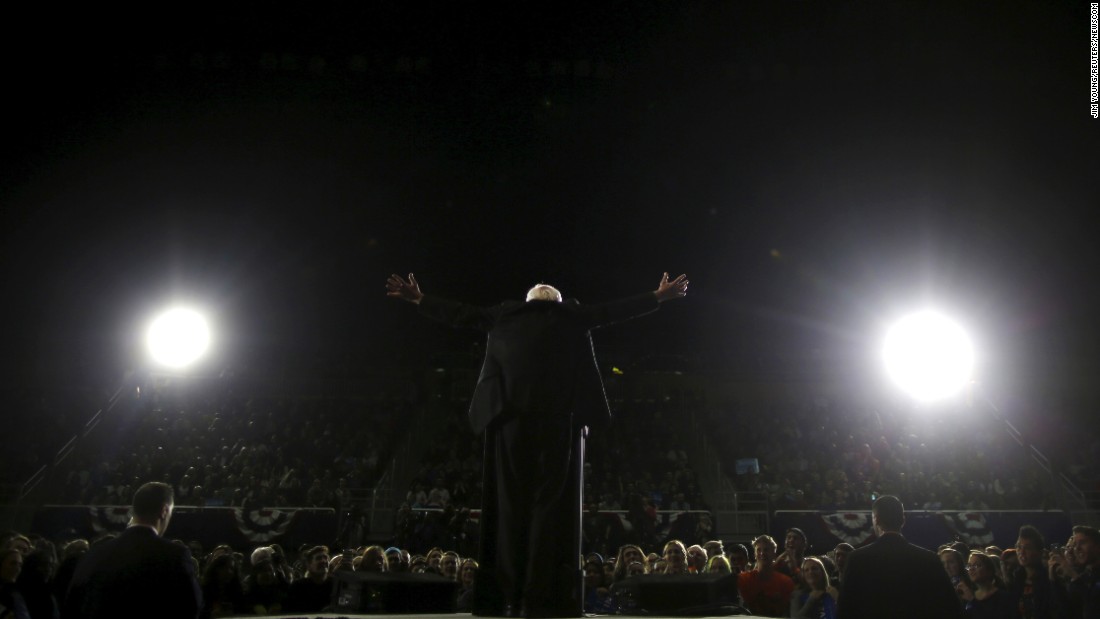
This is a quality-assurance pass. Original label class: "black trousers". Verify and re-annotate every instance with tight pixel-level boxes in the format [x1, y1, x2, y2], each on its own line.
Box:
[473, 412, 584, 617]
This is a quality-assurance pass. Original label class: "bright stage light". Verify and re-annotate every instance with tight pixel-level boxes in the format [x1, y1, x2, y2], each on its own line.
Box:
[883, 311, 973, 401]
[146, 308, 210, 368]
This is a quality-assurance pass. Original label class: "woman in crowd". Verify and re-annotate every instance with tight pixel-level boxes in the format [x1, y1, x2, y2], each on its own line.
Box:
[439, 551, 460, 580]
[456, 559, 478, 612]
[359, 546, 387, 572]
[0, 549, 29, 619]
[425, 548, 443, 572]
[939, 547, 973, 607]
[789, 556, 838, 619]
[583, 561, 613, 613]
[17, 547, 58, 619]
[611, 545, 646, 583]
[200, 553, 245, 619]
[706, 555, 732, 574]
[956, 551, 1014, 618]
[660, 540, 689, 575]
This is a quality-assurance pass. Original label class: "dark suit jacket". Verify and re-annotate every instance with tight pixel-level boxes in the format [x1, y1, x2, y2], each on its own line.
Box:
[418, 293, 659, 433]
[62, 526, 202, 619]
[836, 532, 963, 619]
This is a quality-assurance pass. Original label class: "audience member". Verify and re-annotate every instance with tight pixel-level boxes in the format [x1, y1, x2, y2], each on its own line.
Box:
[686, 544, 707, 574]
[611, 545, 646, 583]
[242, 546, 289, 615]
[0, 549, 29, 619]
[1049, 525, 1100, 619]
[737, 535, 794, 617]
[16, 546, 58, 619]
[456, 558, 479, 612]
[728, 543, 750, 574]
[199, 552, 245, 618]
[286, 546, 331, 613]
[956, 551, 1014, 618]
[1012, 524, 1054, 619]
[790, 556, 838, 619]
[775, 527, 807, 585]
[661, 540, 689, 575]
[706, 554, 731, 574]
[832, 543, 853, 591]
[940, 547, 974, 607]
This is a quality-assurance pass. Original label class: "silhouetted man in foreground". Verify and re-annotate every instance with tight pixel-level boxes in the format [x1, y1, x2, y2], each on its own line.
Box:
[836, 494, 962, 619]
[387, 272, 688, 617]
[63, 482, 202, 619]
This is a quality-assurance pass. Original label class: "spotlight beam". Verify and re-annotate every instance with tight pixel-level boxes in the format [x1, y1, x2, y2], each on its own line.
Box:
[146, 307, 211, 369]
[883, 311, 973, 402]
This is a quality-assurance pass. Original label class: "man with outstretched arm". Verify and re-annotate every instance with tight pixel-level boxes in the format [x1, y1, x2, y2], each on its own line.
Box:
[386, 272, 688, 617]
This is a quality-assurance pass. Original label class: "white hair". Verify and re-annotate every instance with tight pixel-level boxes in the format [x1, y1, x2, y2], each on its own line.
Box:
[525, 284, 562, 302]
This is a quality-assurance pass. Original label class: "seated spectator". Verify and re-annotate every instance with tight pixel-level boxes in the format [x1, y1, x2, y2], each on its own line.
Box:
[243, 547, 289, 615]
[738, 535, 794, 617]
[1000, 549, 1018, 590]
[602, 557, 616, 584]
[832, 543, 853, 591]
[1011, 525, 1054, 619]
[956, 551, 1014, 618]
[409, 555, 429, 573]
[439, 551, 460, 580]
[16, 546, 58, 619]
[286, 546, 330, 613]
[660, 540, 689, 575]
[790, 556, 837, 619]
[0, 548, 29, 619]
[583, 561, 612, 614]
[706, 555, 731, 574]
[686, 544, 708, 573]
[359, 546, 387, 573]
[456, 558, 478, 612]
[425, 548, 443, 572]
[52, 539, 88, 601]
[775, 527, 807, 586]
[1049, 525, 1100, 619]
[200, 553, 245, 618]
[939, 547, 973, 607]
[1, 536, 31, 558]
[611, 545, 646, 583]
[385, 547, 410, 573]
[728, 543, 750, 575]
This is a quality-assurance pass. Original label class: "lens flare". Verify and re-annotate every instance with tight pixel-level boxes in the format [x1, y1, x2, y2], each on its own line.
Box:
[146, 308, 210, 368]
[883, 311, 973, 401]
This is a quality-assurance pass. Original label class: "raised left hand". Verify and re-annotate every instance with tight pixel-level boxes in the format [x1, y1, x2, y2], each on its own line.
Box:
[655, 272, 689, 302]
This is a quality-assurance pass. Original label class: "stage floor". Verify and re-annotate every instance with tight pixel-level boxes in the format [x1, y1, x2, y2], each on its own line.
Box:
[260, 614, 769, 619]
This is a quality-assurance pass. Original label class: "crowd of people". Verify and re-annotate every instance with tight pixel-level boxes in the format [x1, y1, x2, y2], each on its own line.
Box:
[3, 517, 1096, 618]
[59, 383, 412, 510]
[705, 395, 1063, 511]
[8, 368, 1092, 522]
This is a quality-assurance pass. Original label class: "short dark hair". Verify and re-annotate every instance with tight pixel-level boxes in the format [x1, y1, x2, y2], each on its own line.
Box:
[786, 527, 807, 544]
[1073, 525, 1100, 546]
[132, 482, 174, 521]
[872, 495, 904, 531]
[1017, 525, 1045, 550]
[305, 545, 329, 559]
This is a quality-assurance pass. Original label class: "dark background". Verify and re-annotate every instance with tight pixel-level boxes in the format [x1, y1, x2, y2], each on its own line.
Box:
[2, 2, 1097, 409]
